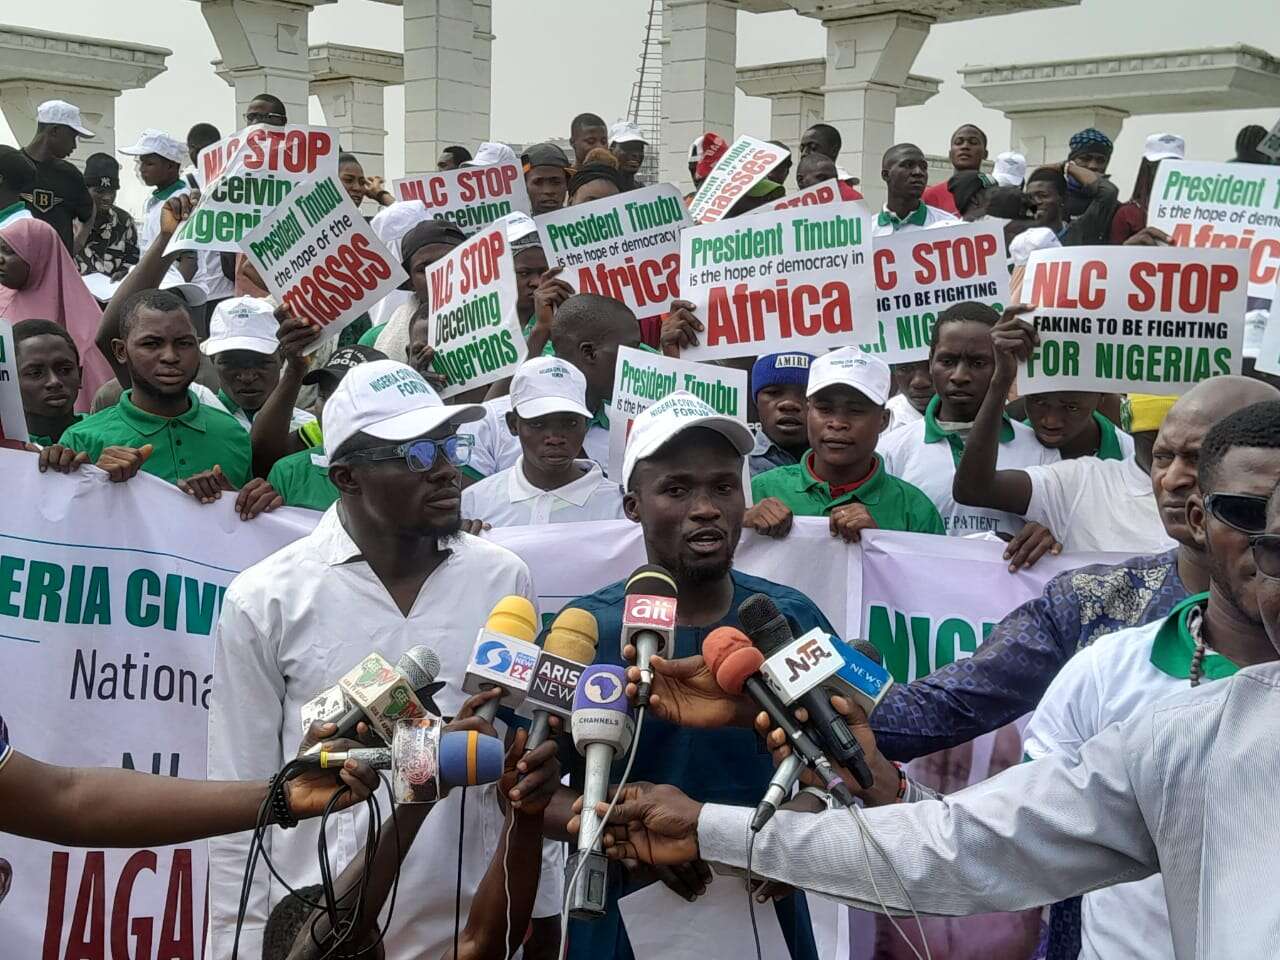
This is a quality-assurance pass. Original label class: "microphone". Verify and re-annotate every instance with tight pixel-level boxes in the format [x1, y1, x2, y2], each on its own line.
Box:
[302, 646, 442, 754]
[620, 565, 678, 707]
[565, 664, 634, 920]
[752, 754, 804, 832]
[519, 607, 599, 752]
[702, 627, 855, 811]
[759, 632, 893, 718]
[740, 595, 874, 789]
[463, 596, 542, 724]
[306, 730, 504, 794]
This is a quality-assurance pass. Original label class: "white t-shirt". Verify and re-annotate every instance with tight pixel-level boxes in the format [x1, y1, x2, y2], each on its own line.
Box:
[885, 393, 925, 432]
[466, 395, 611, 478]
[462, 457, 624, 526]
[138, 181, 191, 256]
[1025, 600, 1233, 960]
[1023, 455, 1175, 555]
[878, 415, 1058, 537]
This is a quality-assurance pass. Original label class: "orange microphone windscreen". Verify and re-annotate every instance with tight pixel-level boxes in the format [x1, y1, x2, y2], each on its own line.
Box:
[702, 626, 751, 675]
[714, 646, 765, 695]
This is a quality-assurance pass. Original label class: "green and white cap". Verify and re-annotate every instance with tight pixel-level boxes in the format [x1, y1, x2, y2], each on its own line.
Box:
[622, 390, 753, 489]
[324, 359, 484, 459]
[510, 356, 591, 420]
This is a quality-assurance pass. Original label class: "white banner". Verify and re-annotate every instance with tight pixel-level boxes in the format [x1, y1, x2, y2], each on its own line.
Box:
[240, 175, 407, 350]
[0, 319, 27, 446]
[1147, 159, 1280, 299]
[166, 124, 339, 255]
[868, 220, 1008, 363]
[535, 183, 690, 318]
[423, 224, 527, 397]
[679, 201, 877, 362]
[392, 164, 531, 236]
[1017, 245, 1247, 395]
[687, 136, 790, 226]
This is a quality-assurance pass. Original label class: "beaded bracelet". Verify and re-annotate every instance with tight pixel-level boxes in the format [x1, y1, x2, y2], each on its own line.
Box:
[268, 775, 299, 829]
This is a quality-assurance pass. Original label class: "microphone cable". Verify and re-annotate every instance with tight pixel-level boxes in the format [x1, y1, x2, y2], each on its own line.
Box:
[746, 831, 763, 960]
[555, 706, 647, 960]
[453, 786, 467, 960]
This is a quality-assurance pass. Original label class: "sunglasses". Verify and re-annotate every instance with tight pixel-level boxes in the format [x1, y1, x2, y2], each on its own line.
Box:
[1203, 493, 1270, 534]
[1252, 534, 1280, 580]
[245, 112, 287, 125]
[334, 435, 471, 473]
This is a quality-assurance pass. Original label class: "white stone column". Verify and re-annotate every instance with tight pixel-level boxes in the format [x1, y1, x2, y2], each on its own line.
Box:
[471, 0, 494, 146]
[660, 0, 737, 186]
[197, 0, 330, 126]
[309, 44, 403, 180]
[0, 26, 170, 162]
[403, 0, 475, 174]
[819, 12, 932, 208]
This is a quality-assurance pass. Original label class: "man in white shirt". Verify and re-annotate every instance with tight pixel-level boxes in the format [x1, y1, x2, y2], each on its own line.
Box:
[870, 143, 956, 238]
[118, 129, 191, 257]
[206, 360, 563, 960]
[198, 296, 316, 434]
[462, 356, 623, 526]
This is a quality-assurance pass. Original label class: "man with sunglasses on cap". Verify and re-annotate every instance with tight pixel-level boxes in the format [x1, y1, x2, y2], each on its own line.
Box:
[208, 359, 565, 960]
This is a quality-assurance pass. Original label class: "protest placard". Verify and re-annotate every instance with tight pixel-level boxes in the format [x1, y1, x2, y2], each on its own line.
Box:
[762, 180, 848, 212]
[678, 200, 877, 361]
[606, 345, 748, 480]
[535, 183, 690, 318]
[424, 222, 527, 397]
[1148, 159, 1280, 298]
[866, 220, 1008, 363]
[0, 319, 28, 446]
[1016, 246, 1247, 395]
[687, 136, 790, 225]
[392, 163, 531, 235]
[166, 124, 338, 255]
[239, 174, 407, 350]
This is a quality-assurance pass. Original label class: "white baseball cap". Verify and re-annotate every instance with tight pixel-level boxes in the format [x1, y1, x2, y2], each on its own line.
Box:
[323, 360, 485, 460]
[371, 200, 434, 261]
[201, 297, 278, 356]
[463, 142, 519, 167]
[610, 121, 648, 146]
[119, 128, 187, 165]
[621, 390, 753, 490]
[806, 346, 890, 406]
[499, 211, 540, 249]
[159, 266, 208, 308]
[1143, 133, 1185, 163]
[992, 151, 1027, 187]
[510, 357, 592, 420]
[1009, 226, 1062, 267]
[36, 100, 93, 138]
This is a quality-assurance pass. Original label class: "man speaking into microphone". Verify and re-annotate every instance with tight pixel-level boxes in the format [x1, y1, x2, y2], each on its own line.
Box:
[542, 391, 833, 960]
[207, 361, 564, 960]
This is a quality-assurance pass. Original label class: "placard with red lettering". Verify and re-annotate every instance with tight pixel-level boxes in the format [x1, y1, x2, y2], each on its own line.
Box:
[1017, 246, 1248, 395]
[687, 136, 790, 226]
[868, 221, 1008, 362]
[535, 183, 690, 318]
[0, 319, 29, 447]
[239, 175, 406, 351]
[424, 223, 528, 397]
[678, 201, 877, 361]
[1148, 159, 1280, 299]
[392, 163, 531, 236]
[761, 180, 851, 213]
[166, 123, 339, 254]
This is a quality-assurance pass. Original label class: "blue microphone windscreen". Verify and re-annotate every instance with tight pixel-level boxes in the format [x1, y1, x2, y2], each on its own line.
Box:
[439, 730, 504, 787]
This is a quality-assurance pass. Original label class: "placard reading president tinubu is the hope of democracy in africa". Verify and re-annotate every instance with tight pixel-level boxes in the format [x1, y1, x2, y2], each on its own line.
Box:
[678, 201, 877, 362]
[1017, 246, 1247, 396]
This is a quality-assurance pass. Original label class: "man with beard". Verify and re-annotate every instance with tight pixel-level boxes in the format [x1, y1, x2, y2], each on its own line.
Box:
[540, 391, 822, 960]
[206, 360, 565, 959]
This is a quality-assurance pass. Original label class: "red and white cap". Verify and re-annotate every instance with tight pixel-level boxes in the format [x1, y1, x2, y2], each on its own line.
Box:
[36, 100, 93, 138]
[806, 346, 890, 406]
[622, 390, 753, 489]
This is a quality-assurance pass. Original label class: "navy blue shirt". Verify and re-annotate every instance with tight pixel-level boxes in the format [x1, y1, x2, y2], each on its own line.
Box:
[552, 569, 827, 960]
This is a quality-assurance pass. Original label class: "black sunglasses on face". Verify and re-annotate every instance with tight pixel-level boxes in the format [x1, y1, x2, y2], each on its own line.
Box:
[1251, 534, 1280, 580]
[334, 436, 471, 473]
[1203, 493, 1270, 535]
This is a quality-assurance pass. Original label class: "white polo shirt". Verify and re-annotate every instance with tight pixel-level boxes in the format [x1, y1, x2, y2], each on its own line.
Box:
[1025, 594, 1234, 960]
[878, 402, 1058, 537]
[885, 393, 925, 432]
[206, 506, 563, 960]
[466, 394, 611, 478]
[463, 457, 624, 526]
[871, 202, 957, 238]
[1022, 455, 1175, 555]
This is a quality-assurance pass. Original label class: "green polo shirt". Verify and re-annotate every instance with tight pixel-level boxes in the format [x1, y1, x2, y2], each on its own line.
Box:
[924, 395, 1015, 466]
[1021, 410, 1125, 461]
[60, 389, 251, 487]
[875, 203, 929, 229]
[267, 449, 338, 511]
[29, 413, 87, 448]
[751, 452, 945, 534]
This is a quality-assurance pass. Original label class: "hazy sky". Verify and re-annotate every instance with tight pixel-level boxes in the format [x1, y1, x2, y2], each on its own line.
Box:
[2, 0, 1276, 216]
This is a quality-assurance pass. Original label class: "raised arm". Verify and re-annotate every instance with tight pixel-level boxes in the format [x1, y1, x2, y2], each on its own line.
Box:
[249, 307, 319, 477]
[952, 306, 1036, 515]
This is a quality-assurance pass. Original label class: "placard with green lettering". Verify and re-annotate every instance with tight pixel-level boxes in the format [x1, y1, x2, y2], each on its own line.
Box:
[1018, 246, 1247, 395]
[392, 163, 531, 236]
[678, 201, 877, 362]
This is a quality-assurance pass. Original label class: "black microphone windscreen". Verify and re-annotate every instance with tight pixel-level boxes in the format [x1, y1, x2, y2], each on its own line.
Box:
[738, 594, 793, 655]
[853, 640, 883, 665]
[625, 564, 678, 599]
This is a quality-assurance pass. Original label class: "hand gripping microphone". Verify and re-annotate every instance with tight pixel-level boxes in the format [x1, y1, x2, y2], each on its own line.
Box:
[702, 627, 855, 818]
[565, 664, 635, 920]
[463, 596, 542, 724]
[302, 645, 442, 754]
[620, 565, 677, 707]
[519, 607, 599, 752]
[306, 729, 505, 795]
[738, 595, 875, 789]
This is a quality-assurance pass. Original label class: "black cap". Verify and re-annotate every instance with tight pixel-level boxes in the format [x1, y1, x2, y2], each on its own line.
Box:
[301, 344, 386, 385]
[83, 152, 120, 190]
[522, 142, 571, 170]
[399, 219, 467, 290]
